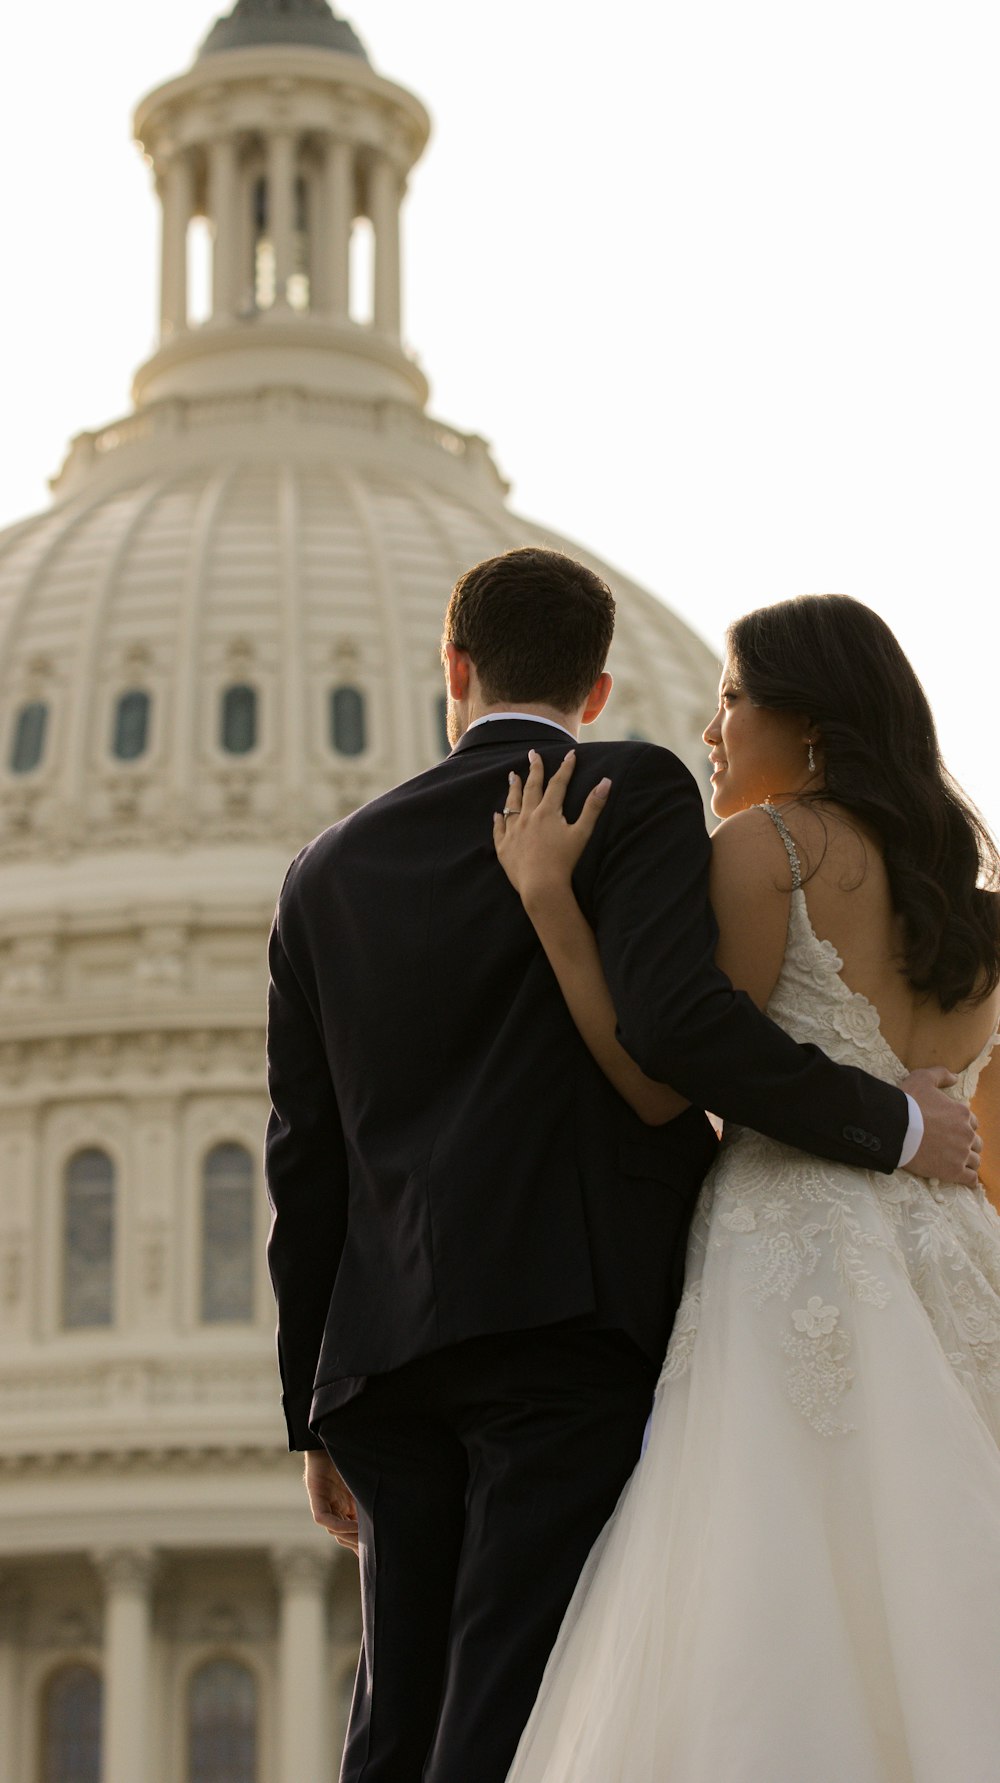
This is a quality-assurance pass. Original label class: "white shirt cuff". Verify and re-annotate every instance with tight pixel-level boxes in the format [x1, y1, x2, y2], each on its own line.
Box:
[898, 1094, 924, 1168]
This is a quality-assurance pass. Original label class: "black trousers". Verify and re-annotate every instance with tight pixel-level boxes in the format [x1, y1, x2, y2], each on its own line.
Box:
[319, 1322, 655, 1783]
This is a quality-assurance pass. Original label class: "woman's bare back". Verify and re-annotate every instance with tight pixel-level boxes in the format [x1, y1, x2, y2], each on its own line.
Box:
[782, 800, 1000, 1076]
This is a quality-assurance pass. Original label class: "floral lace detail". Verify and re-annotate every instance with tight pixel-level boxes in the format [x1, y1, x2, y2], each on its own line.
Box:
[827, 997, 883, 1051]
[781, 1300, 856, 1436]
[664, 804, 1000, 1439]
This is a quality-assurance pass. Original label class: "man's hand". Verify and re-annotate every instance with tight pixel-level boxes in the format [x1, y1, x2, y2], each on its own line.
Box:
[901, 1066, 983, 1187]
[304, 1450, 359, 1555]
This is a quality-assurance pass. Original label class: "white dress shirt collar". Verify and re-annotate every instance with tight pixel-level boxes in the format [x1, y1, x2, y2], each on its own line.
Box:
[465, 712, 577, 742]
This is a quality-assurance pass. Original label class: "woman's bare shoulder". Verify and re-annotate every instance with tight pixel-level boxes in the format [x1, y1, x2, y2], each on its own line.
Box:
[709, 804, 801, 895]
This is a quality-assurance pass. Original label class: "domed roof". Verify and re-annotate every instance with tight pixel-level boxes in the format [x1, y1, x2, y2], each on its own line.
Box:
[0, 423, 718, 880]
[198, 0, 368, 61]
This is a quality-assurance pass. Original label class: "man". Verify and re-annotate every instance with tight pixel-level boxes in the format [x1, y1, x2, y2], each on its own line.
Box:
[265, 547, 978, 1783]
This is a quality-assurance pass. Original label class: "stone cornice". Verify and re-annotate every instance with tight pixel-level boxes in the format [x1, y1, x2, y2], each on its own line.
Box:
[0, 1442, 292, 1479]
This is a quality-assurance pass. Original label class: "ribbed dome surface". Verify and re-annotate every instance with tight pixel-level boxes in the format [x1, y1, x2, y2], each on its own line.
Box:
[0, 449, 719, 869]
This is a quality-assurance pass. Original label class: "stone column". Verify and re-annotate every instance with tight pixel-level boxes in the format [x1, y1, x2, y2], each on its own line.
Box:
[323, 138, 353, 318]
[268, 131, 296, 310]
[208, 135, 240, 321]
[160, 151, 194, 338]
[95, 1548, 156, 1783]
[0, 1581, 25, 1783]
[273, 1545, 332, 1783]
[370, 154, 401, 335]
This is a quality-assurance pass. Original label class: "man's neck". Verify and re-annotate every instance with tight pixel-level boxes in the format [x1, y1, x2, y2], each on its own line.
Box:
[465, 703, 580, 737]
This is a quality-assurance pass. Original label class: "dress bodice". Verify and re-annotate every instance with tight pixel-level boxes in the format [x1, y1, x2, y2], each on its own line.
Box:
[760, 803, 999, 1101]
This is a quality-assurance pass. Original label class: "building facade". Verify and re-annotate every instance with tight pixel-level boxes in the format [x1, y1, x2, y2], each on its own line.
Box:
[0, 3, 721, 1778]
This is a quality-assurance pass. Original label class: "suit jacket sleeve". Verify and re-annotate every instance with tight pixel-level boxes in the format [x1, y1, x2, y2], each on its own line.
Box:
[589, 746, 908, 1171]
[265, 864, 349, 1450]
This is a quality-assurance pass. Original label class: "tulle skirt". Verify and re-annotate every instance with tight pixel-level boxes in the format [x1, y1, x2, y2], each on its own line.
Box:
[506, 1135, 1000, 1783]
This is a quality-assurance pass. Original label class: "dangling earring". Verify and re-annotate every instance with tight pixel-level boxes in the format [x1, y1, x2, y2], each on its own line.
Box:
[807, 741, 816, 775]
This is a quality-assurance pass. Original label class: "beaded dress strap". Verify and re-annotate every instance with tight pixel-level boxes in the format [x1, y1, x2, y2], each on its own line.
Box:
[759, 802, 803, 891]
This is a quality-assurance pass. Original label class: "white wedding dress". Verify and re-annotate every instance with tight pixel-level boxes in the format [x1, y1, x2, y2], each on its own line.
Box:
[507, 809, 1000, 1783]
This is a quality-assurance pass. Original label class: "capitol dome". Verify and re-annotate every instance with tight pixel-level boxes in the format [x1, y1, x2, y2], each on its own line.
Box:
[0, 7, 720, 1781]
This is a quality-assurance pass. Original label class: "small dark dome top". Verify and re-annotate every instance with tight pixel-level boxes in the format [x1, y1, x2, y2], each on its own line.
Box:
[198, 0, 369, 61]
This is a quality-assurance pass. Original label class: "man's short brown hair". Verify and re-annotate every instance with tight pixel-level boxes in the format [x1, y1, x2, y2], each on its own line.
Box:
[442, 547, 616, 711]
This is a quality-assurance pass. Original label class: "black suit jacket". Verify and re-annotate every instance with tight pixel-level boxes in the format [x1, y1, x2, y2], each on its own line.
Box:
[265, 721, 908, 1449]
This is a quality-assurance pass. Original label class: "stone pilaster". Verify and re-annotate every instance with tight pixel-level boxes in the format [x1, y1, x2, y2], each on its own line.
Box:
[273, 1544, 333, 1783]
[208, 136, 240, 321]
[94, 1547, 157, 1783]
[323, 138, 353, 318]
[0, 1580, 26, 1783]
[160, 151, 194, 337]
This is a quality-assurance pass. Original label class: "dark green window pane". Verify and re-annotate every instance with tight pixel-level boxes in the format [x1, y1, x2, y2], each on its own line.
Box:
[63, 1150, 115, 1329]
[221, 685, 257, 755]
[330, 686, 366, 757]
[112, 690, 150, 761]
[188, 1660, 257, 1783]
[10, 700, 48, 773]
[201, 1145, 254, 1323]
[43, 1665, 102, 1783]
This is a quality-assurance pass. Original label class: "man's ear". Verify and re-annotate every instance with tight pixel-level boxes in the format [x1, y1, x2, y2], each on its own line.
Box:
[443, 640, 472, 701]
[581, 670, 613, 726]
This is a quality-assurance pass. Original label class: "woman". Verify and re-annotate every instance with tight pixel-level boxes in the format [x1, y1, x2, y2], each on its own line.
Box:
[497, 595, 1000, 1783]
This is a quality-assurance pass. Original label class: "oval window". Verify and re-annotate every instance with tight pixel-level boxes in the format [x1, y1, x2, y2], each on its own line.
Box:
[113, 689, 151, 761]
[330, 686, 367, 758]
[220, 685, 258, 755]
[9, 700, 48, 773]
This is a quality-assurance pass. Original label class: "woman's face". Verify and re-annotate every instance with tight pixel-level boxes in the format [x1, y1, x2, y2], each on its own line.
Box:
[703, 663, 815, 818]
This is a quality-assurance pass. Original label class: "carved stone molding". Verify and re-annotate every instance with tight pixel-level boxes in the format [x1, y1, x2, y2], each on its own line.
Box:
[0, 1443, 293, 1480]
[93, 1546, 158, 1595]
[0, 1025, 266, 1095]
[271, 1544, 333, 1593]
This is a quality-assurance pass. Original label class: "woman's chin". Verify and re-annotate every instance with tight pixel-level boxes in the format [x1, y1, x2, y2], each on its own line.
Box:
[710, 774, 738, 819]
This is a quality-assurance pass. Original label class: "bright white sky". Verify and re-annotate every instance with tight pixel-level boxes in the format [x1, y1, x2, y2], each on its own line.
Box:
[1, 2, 997, 829]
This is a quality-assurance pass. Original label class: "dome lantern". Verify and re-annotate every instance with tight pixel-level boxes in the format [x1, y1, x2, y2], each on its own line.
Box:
[197, 0, 370, 61]
[132, 2, 429, 409]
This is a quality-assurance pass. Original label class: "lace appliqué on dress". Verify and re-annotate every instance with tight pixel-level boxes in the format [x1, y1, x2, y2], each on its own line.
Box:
[782, 1297, 856, 1436]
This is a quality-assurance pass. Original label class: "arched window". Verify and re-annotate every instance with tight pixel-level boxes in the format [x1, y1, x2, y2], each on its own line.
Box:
[63, 1150, 115, 1329]
[220, 685, 257, 755]
[188, 1659, 257, 1783]
[42, 1663, 102, 1783]
[112, 690, 151, 761]
[9, 700, 48, 773]
[201, 1145, 254, 1324]
[435, 694, 450, 756]
[330, 685, 367, 757]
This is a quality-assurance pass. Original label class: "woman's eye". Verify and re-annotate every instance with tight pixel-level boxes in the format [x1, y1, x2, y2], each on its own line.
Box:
[722, 691, 738, 706]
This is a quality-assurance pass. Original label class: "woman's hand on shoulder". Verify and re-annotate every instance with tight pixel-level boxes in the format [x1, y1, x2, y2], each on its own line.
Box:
[493, 749, 611, 911]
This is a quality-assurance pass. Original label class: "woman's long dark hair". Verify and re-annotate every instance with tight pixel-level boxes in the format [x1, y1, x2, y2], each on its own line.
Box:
[727, 594, 1000, 1010]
